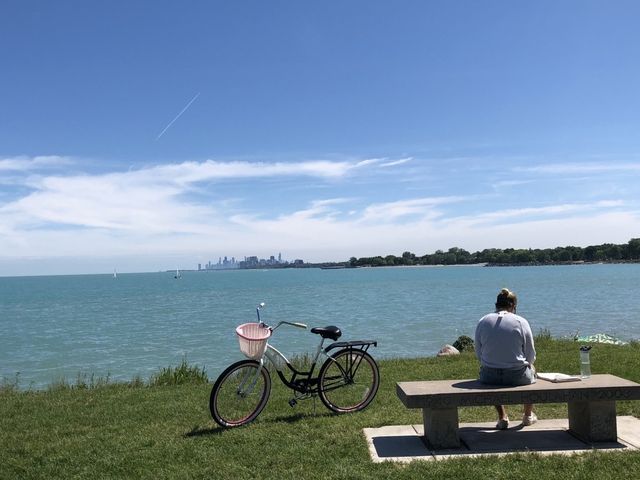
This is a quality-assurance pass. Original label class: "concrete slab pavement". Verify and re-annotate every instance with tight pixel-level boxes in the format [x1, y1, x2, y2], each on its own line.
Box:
[363, 416, 640, 463]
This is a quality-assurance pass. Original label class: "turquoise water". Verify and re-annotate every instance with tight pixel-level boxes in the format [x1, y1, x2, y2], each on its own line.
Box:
[2, 264, 639, 389]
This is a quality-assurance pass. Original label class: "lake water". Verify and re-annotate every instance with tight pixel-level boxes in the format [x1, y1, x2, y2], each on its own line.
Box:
[2, 264, 639, 389]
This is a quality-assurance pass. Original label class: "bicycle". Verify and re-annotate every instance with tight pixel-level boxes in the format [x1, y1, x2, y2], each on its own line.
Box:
[209, 302, 379, 427]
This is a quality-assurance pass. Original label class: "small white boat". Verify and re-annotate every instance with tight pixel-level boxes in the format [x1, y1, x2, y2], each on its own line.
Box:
[174, 269, 181, 279]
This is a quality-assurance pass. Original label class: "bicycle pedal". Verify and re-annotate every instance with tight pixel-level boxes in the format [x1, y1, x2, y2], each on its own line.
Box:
[288, 398, 297, 407]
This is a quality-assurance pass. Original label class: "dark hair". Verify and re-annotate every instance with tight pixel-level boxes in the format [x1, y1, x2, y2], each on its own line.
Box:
[495, 288, 517, 309]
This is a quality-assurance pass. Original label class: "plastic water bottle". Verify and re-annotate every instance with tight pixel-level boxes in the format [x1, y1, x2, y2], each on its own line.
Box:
[580, 345, 592, 378]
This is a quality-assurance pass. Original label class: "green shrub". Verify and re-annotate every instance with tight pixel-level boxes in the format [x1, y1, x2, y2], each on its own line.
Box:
[453, 335, 474, 352]
[0, 373, 20, 394]
[535, 327, 553, 341]
[128, 375, 145, 388]
[149, 358, 208, 386]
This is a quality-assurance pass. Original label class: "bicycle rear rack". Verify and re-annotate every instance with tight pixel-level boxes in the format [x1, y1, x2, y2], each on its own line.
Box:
[324, 339, 377, 355]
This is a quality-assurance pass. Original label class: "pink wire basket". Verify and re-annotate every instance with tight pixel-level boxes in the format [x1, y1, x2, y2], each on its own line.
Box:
[236, 323, 272, 360]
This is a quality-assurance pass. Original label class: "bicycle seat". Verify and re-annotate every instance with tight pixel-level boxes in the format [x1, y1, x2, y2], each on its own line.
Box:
[311, 326, 342, 341]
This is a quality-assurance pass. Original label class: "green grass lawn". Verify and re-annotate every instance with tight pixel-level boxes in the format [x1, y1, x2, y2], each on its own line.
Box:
[2, 338, 640, 479]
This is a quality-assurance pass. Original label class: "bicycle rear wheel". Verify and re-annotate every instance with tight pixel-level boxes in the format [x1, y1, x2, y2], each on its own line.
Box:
[318, 349, 379, 413]
[210, 360, 271, 427]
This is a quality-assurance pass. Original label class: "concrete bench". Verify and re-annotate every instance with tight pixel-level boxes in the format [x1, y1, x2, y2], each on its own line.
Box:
[396, 374, 640, 449]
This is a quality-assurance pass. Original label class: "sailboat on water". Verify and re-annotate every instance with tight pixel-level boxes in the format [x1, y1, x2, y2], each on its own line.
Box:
[113, 269, 117, 279]
[174, 268, 181, 279]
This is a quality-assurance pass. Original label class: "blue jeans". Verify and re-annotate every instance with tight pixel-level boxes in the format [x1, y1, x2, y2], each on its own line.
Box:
[479, 365, 536, 386]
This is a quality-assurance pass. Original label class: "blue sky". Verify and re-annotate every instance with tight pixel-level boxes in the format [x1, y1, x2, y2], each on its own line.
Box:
[1, 1, 640, 275]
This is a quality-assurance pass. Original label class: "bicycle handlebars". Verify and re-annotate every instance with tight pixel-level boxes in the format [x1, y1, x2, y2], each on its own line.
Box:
[256, 302, 307, 330]
[279, 321, 307, 329]
[256, 303, 266, 322]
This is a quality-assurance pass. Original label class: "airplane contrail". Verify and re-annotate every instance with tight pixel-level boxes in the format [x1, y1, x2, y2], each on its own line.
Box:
[156, 92, 201, 140]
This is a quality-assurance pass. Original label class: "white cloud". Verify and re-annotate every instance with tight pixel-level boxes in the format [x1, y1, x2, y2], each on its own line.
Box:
[380, 157, 413, 167]
[144, 159, 368, 184]
[360, 197, 467, 223]
[1, 154, 639, 275]
[0, 155, 72, 172]
[517, 162, 640, 175]
[0, 158, 379, 232]
[354, 158, 383, 168]
[491, 179, 535, 189]
[447, 201, 625, 227]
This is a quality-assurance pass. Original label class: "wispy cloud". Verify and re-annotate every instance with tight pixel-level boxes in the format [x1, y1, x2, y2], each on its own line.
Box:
[447, 200, 626, 227]
[380, 157, 412, 167]
[0, 158, 379, 236]
[2, 154, 639, 275]
[491, 179, 535, 189]
[136, 159, 370, 184]
[0, 155, 72, 172]
[279, 198, 352, 221]
[360, 197, 467, 223]
[516, 162, 640, 174]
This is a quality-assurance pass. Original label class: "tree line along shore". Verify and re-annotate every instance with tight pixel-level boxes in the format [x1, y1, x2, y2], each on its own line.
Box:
[344, 238, 640, 268]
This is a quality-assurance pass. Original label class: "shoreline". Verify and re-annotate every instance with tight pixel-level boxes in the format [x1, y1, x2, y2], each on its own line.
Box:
[4, 336, 638, 393]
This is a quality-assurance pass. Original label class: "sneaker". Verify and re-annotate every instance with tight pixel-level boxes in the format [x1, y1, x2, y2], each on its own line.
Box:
[496, 417, 509, 430]
[522, 413, 538, 426]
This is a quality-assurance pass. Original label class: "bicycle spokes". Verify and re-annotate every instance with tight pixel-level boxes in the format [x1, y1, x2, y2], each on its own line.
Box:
[323, 352, 362, 388]
[210, 360, 271, 427]
[318, 349, 379, 413]
[236, 364, 263, 396]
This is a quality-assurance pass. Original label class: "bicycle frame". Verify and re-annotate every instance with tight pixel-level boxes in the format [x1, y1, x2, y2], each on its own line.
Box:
[262, 335, 327, 395]
[259, 331, 377, 399]
[248, 304, 377, 398]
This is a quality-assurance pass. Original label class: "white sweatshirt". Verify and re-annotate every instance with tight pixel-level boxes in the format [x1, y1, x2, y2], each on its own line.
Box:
[475, 311, 536, 369]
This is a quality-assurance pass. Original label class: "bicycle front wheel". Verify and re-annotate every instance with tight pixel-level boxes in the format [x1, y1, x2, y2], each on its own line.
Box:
[318, 349, 379, 413]
[209, 360, 271, 427]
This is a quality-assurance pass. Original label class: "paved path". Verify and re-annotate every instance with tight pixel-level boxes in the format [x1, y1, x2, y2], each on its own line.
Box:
[363, 416, 640, 463]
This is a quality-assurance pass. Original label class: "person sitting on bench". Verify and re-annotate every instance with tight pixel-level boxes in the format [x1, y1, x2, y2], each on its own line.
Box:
[475, 287, 537, 429]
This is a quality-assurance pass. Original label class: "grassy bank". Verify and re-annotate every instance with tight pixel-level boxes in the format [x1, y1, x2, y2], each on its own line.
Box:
[2, 338, 640, 480]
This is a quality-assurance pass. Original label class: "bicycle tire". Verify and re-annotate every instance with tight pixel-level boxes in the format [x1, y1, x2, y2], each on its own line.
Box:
[317, 348, 379, 413]
[209, 359, 271, 427]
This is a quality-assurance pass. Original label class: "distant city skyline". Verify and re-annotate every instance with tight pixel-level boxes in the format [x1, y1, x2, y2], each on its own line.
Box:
[198, 252, 301, 270]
